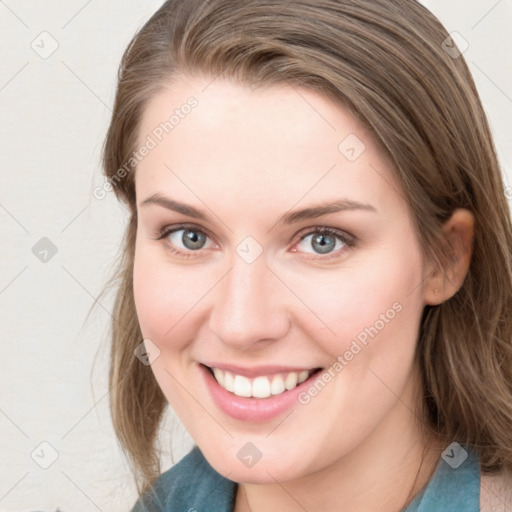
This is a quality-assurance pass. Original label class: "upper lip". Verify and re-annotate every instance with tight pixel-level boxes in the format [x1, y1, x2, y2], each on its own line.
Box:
[201, 362, 321, 378]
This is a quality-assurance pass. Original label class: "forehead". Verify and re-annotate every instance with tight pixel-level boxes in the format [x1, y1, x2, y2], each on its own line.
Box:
[134, 76, 403, 216]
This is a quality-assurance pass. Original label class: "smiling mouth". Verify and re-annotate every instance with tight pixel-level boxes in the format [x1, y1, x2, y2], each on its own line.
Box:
[203, 365, 323, 399]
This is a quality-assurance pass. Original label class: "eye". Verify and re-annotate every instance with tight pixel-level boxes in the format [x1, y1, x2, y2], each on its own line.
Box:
[293, 227, 354, 257]
[169, 228, 208, 251]
[153, 223, 216, 257]
[153, 224, 354, 260]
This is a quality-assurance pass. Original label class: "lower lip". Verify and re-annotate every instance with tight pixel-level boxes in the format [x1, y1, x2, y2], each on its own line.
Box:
[200, 364, 321, 423]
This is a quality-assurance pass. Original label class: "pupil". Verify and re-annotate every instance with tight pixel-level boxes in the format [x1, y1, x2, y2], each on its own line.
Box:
[183, 230, 206, 250]
[312, 233, 335, 254]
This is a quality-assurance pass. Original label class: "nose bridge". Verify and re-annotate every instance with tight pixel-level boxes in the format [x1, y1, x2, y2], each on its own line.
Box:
[208, 254, 289, 348]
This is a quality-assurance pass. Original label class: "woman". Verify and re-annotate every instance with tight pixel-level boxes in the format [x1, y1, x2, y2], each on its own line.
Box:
[99, 0, 512, 510]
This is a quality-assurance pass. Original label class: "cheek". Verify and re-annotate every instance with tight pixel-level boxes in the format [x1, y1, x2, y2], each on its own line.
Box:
[132, 243, 190, 344]
[132, 241, 224, 354]
[290, 242, 424, 362]
[132, 244, 199, 408]
[289, 249, 424, 452]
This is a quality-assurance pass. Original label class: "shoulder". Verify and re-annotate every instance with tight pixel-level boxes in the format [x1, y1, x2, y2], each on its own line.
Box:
[480, 469, 512, 512]
[130, 446, 237, 512]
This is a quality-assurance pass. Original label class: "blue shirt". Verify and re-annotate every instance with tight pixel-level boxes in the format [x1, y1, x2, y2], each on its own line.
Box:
[131, 445, 480, 511]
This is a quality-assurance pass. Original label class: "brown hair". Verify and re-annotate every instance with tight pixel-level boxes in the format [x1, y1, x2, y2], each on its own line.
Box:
[99, 0, 512, 496]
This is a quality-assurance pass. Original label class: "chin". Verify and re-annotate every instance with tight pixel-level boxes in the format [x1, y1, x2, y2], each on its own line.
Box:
[199, 441, 316, 484]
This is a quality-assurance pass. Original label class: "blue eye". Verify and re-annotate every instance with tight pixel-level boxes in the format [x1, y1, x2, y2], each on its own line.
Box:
[300, 232, 340, 254]
[169, 228, 208, 251]
[154, 224, 354, 260]
[154, 224, 215, 258]
[294, 227, 354, 258]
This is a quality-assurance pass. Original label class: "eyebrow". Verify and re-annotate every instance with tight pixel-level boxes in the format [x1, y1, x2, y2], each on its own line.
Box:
[139, 193, 377, 225]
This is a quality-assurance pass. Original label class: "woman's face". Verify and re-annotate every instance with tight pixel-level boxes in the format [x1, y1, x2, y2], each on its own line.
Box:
[133, 75, 431, 483]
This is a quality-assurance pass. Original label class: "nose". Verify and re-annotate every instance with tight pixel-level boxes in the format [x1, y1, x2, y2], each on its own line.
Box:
[208, 255, 291, 350]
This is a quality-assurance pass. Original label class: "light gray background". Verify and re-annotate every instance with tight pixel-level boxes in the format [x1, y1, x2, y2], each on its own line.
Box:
[0, 1, 511, 511]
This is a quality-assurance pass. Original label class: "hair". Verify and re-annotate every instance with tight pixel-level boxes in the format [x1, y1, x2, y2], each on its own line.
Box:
[99, 0, 512, 497]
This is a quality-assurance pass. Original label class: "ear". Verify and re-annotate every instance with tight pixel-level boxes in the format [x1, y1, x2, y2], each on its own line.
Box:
[424, 208, 475, 306]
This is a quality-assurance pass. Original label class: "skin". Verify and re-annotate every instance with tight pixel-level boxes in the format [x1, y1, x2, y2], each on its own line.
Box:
[132, 75, 474, 511]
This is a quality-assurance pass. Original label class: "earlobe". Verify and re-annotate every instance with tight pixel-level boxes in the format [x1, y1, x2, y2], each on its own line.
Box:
[424, 208, 475, 306]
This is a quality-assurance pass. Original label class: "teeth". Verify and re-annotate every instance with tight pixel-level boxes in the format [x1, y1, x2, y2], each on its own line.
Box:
[233, 375, 252, 397]
[212, 368, 224, 387]
[224, 371, 234, 392]
[210, 367, 315, 399]
[284, 372, 298, 390]
[252, 376, 271, 398]
[270, 374, 285, 395]
[297, 370, 309, 384]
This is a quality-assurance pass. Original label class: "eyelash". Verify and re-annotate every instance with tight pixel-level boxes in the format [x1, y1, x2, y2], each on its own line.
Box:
[151, 223, 356, 261]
